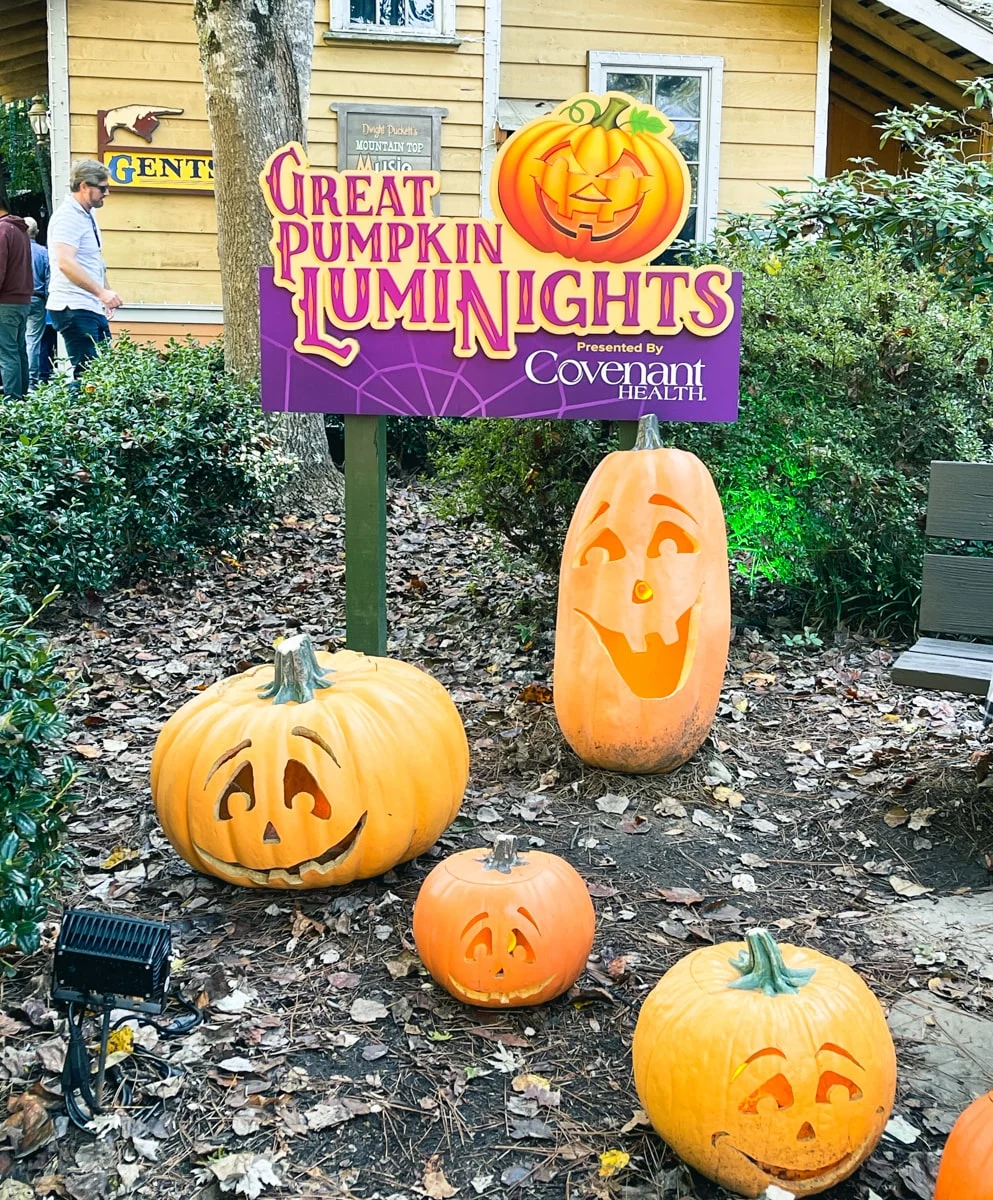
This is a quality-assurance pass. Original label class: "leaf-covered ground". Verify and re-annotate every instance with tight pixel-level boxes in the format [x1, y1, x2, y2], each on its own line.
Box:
[2, 481, 992, 1200]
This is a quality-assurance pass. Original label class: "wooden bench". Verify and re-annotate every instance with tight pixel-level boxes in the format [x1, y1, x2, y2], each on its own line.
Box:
[892, 461, 993, 726]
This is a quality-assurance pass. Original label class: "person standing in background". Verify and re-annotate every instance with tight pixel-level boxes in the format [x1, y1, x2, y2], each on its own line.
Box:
[24, 217, 56, 386]
[0, 188, 33, 399]
[47, 159, 123, 377]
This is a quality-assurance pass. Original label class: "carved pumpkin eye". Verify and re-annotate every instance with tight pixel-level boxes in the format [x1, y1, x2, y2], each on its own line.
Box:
[739, 1073, 795, 1114]
[579, 528, 626, 565]
[648, 520, 698, 557]
[283, 759, 332, 820]
[462, 913, 493, 960]
[217, 763, 255, 821]
[816, 1071, 863, 1103]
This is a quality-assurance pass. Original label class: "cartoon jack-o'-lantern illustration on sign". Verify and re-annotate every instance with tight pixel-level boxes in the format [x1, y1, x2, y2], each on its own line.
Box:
[632, 929, 897, 1197]
[412, 835, 595, 1007]
[934, 1091, 993, 1200]
[495, 92, 691, 264]
[151, 635, 468, 888]
[553, 414, 730, 774]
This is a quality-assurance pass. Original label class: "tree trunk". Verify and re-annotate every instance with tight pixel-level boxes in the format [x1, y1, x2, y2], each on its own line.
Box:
[193, 0, 344, 512]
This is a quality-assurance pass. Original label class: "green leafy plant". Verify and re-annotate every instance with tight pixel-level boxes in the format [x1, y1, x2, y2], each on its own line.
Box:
[721, 78, 993, 300]
[0, 576, 76, 956]
[0, 336, 291, 599]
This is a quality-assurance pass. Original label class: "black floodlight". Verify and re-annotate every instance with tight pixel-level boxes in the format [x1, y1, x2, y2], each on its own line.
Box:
[52, 909, 171, 1015]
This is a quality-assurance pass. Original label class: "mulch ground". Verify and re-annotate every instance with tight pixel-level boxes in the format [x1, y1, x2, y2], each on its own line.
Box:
[1, 479, 991, 1200]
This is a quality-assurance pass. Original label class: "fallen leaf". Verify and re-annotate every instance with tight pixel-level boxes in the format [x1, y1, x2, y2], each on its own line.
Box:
[422, 1154, 458, 1199]
[659, 887, 703, 905]
[620, 1107, 651, 1133]
[598, 1149, 630, 1178]
[889, 876, 932, 898]
[908, 807, 935, 831]
[595, 793, 629, 815]
[385, 950, 421, 979]
[884, 1114, 921, 1144]
[732, 873, 758, 893]
[511, 1073, 551, 1093]
[713, 786, 744, 808]
[884, 806, 910, 828]
[99, 846, 139, 870]
[349, 998, 388, 1023]
[517, 683, 552, 704]
[2, 1092, 54, 1158]
[207, 1152, 281, 1199]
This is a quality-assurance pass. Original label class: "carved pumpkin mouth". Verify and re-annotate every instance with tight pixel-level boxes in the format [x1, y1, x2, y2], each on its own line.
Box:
[447, 975, 556, 1005]
[712, 1132, 856, 1183]
[535, 181, 645, 242]
[193, 811, 368, 886]
[577, 597, 699, 699]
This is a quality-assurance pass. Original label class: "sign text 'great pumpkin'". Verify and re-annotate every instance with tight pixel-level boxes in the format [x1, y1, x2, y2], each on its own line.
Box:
[260, 92, 740, 423]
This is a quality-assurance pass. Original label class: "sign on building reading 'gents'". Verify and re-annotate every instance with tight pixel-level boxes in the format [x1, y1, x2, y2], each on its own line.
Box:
[259, 92, 740, 421]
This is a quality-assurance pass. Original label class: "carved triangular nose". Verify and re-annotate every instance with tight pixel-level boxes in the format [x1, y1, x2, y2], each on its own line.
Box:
[263, 821, 281, 844]
[632, 579, 654, 604]
[796, 1121, 816, 1142]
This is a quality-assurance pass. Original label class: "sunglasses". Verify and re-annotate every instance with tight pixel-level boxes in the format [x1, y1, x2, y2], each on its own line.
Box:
[88, 182, 110, 193]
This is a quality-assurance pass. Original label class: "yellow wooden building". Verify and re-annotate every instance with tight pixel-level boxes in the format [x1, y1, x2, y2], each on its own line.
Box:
[3, 0, 993, 342]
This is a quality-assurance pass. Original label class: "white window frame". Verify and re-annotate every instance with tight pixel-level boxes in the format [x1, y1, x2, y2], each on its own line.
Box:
[588, 51, 723, 243]
[329, 0, 457, 43]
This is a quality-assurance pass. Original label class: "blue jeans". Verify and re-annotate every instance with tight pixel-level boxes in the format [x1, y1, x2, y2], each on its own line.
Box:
[0, 303, 30, 399]
[51, 308, 111, 378]
[26, 296, 56, 386]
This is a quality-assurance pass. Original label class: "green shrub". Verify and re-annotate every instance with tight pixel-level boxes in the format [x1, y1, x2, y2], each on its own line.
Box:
[722, 79, 993, 301]
[0, 337, 290, 598]
[0, 577, 75, 955]
[432, 245, 993, 629]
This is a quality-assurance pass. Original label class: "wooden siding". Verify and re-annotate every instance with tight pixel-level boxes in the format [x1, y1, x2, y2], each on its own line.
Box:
[500, 0, 822, 219]
[66, 0, 485, 308]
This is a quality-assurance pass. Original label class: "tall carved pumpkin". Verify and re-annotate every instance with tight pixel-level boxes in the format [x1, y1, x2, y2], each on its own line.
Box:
[632, 929, 897, 1198]
[151, 635, 469, 888]
[495, 92, 690, 264]
[412, 834, 595, 1007]
[934, 1092, 993, 1199]
[553, 415, 730, 773]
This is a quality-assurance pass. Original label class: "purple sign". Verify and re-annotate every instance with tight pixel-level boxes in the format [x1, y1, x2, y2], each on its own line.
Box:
[260, 267, 740, 422]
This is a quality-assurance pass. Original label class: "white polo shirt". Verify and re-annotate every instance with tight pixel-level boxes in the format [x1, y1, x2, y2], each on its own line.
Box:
[46, 195, 106, 315]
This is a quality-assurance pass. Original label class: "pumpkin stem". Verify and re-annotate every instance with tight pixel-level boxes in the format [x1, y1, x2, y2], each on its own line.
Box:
[633, 414, 663, 450]
[482, 834, 526, 873]
[728, 928, 816, 996]
[590, 96, 631, 130]
[257, 633, 335, 704]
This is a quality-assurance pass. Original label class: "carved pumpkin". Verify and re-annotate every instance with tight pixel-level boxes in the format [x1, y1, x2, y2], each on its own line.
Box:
[412, 834, 595, 1007]
[151, 635, 469, 889]
[934, 1091, 993, 1199]
[632, 929, 896, 1198]
[553, 414, 730, 774]
[495, 92, 690, 264]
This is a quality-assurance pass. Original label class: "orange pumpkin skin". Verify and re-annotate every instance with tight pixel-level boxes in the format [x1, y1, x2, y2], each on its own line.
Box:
[553, 416, 730, 774]
[496, 92, 690, 264]
[151, 636, 468, 889]
[935, 1092, 993, 1200]
[632, 930, 897, 1198]
[412, 835, 595, 1007]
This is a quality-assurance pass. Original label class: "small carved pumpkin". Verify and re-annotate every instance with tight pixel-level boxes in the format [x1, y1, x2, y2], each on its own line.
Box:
[412, 834, 595, 1007]
[934, 1091, 993, 1199]
[151, 635, 469, 889]
[632, 929, 896, 1197]
[553, 414, 730, 774]
[495, 92, 690, 263]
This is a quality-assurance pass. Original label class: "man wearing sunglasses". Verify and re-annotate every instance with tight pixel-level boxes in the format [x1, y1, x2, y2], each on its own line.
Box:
[47, 160, 123, 377]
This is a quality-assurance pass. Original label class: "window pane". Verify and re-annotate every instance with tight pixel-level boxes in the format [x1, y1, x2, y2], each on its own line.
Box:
[605, 73, 653, 104]
[408, 0, 435, 24]
[686, 161, 699, 200]
[654, 74, 701, 120]
[672, 120, 700, 161]
[350, 0, 376, 21]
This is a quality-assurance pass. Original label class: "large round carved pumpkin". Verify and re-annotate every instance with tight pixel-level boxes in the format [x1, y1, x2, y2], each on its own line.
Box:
[151, 635, 469, 888]
[495, 92, 690, 264]
[632, 929, 896, 1197]
[412, 834, 595, 1007]
[553, 414, 730, 774]
[934, 1091, 993, 1199]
